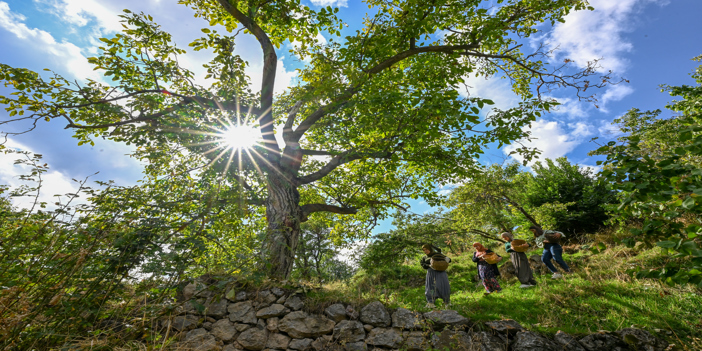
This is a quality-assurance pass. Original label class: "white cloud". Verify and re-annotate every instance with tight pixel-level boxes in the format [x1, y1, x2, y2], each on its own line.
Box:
[546, 0, 666, 73]
[0, 1, 102, 81]
[0, 139, 81, 210]
[460, 74, 519, 112]
[601, 84, 634, 107]
[597, 119, 624, 138]
[504, 120, 594, 165]
[310, 0, 348, 7]
[548, 96, 588, 119]
[35, 0, 123, 33]
[568, 122, 594, 139]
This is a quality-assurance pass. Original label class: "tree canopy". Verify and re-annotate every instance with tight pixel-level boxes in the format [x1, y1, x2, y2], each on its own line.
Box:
[1, 0, 610, 279]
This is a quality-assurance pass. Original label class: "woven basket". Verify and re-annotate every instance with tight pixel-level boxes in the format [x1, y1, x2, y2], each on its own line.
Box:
[511, 239, 528, 252]
[483, 252, 501, 264]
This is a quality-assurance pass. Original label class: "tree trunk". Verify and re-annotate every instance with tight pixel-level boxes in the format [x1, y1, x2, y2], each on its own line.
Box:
[263, 173, 303, 279]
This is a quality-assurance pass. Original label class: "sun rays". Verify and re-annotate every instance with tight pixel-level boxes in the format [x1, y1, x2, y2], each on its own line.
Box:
[220, 124, 260, 150]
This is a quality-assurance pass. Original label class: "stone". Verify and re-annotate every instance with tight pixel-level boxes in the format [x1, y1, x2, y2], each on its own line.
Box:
[311, 335, 334, 351]
[470, 331, 509, 351]
[222, 345, 243, 351]
[237, 328, 269, 351]
[211, 319, 237, 342]
[617, 328, 668, 351]
[485, 319, 525, 335]
[579, 332, 629, 351]
[359, 301, 391, 327]
[171, 315, 199, 332]
[203, 322, 213, 330]
[271, 287, 285, 296]
[403, 330, 429, 351]
[184, 283, 198, 300]
[203, 298, 229, 318]
[346, 305, 359, 320]
[344, 341, 367, 351]
[554, 331, 586, 351]
[235, 323, 251, 332]
[498, 260, 517, 279]
[276, 295, 287, 304]
[511, 331, 558, 351]
[257, 319, 266, 328]
[423, 310, 470, 329]
[325, 304, 349, 323]
[225, 289, 246, 302]
[333, 320, 365, 343]
[278, 311, 336, 339]
[284, 295, 304, 311]
[256, 304, 287, 319]
[363, 324, 373, 332]
[391, 308, 423, 330]
[258, 290, 279, 304]
[207, 317, 217, 323]
[184, 328, 220, 351]
[265, 333, 291, 350]
[266, 317, 279, 332]
[229, 301, 258, 324]
[431, 330, 472, 350]
[365, 328, 403, 348]
[288, 338, 314, 350]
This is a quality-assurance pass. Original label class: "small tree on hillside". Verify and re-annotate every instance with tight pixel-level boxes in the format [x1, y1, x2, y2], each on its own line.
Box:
[447, 162, 539, 232]
[520, 157, 616, 236]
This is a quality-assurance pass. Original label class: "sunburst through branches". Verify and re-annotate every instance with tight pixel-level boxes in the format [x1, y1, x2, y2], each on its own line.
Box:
[220, 124, 260, 150]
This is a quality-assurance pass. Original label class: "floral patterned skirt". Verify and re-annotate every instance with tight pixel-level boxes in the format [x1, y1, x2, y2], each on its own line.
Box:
[478, 264, 501, 293]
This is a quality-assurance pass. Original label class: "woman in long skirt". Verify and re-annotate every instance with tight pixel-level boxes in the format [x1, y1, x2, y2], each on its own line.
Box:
[420, 244, 451, 308]
[501, 232, 537, 288]
[472, 242, 502, 295]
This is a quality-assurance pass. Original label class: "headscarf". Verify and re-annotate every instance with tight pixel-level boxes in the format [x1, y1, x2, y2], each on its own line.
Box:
[500, 232, 514, 241]
[421, 244, 435, 254]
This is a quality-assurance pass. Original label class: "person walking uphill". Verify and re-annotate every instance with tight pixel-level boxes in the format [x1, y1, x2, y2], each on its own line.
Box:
[530, 225, 571, 279]
[472, 242, 502, 295]
[501, 232, 537, 288]
[420, 244, 451, 309]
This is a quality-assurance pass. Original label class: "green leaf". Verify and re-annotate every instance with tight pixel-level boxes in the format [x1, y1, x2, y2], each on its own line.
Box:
[656, 241, 677, 249]
[682, 197, 695, 209]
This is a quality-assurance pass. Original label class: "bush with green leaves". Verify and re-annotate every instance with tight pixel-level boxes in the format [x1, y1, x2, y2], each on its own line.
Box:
[593, 56, 702, 287]
[519, 157, 616, 237]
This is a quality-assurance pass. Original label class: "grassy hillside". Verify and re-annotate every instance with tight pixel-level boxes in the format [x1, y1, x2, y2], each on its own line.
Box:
[306, 244, 702, 350]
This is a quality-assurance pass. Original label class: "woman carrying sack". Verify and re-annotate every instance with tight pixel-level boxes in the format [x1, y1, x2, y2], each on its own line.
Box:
[472, 242, 502, 295]
[420, 244, 451, 308]
[501, 232, 537, 288]
[529, 225, 572, 279]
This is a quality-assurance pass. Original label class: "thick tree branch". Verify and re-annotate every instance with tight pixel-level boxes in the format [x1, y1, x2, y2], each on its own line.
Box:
[216, 0, 280, 158]
[289, 44, 479, 144]
[300, 149, 335, 156]
[295, 149, 393, 185]
[301, 203, 357, 219]
[366, 44, 479, 75]
[64, 101, 190, 129]
[469, 229, 506, 243]
[57, 89, 260, 116]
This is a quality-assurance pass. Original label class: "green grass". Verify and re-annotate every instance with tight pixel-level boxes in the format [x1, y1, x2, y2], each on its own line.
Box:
[308, 244, 702, 350]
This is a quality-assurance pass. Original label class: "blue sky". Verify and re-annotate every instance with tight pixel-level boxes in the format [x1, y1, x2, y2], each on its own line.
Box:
[1, 0, 701, 225]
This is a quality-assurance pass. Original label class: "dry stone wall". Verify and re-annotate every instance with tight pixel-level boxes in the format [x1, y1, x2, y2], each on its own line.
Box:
[160, 281, 668, 351]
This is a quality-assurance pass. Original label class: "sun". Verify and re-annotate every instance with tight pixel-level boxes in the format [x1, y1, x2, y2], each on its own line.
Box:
[220, 124, 260, 150]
